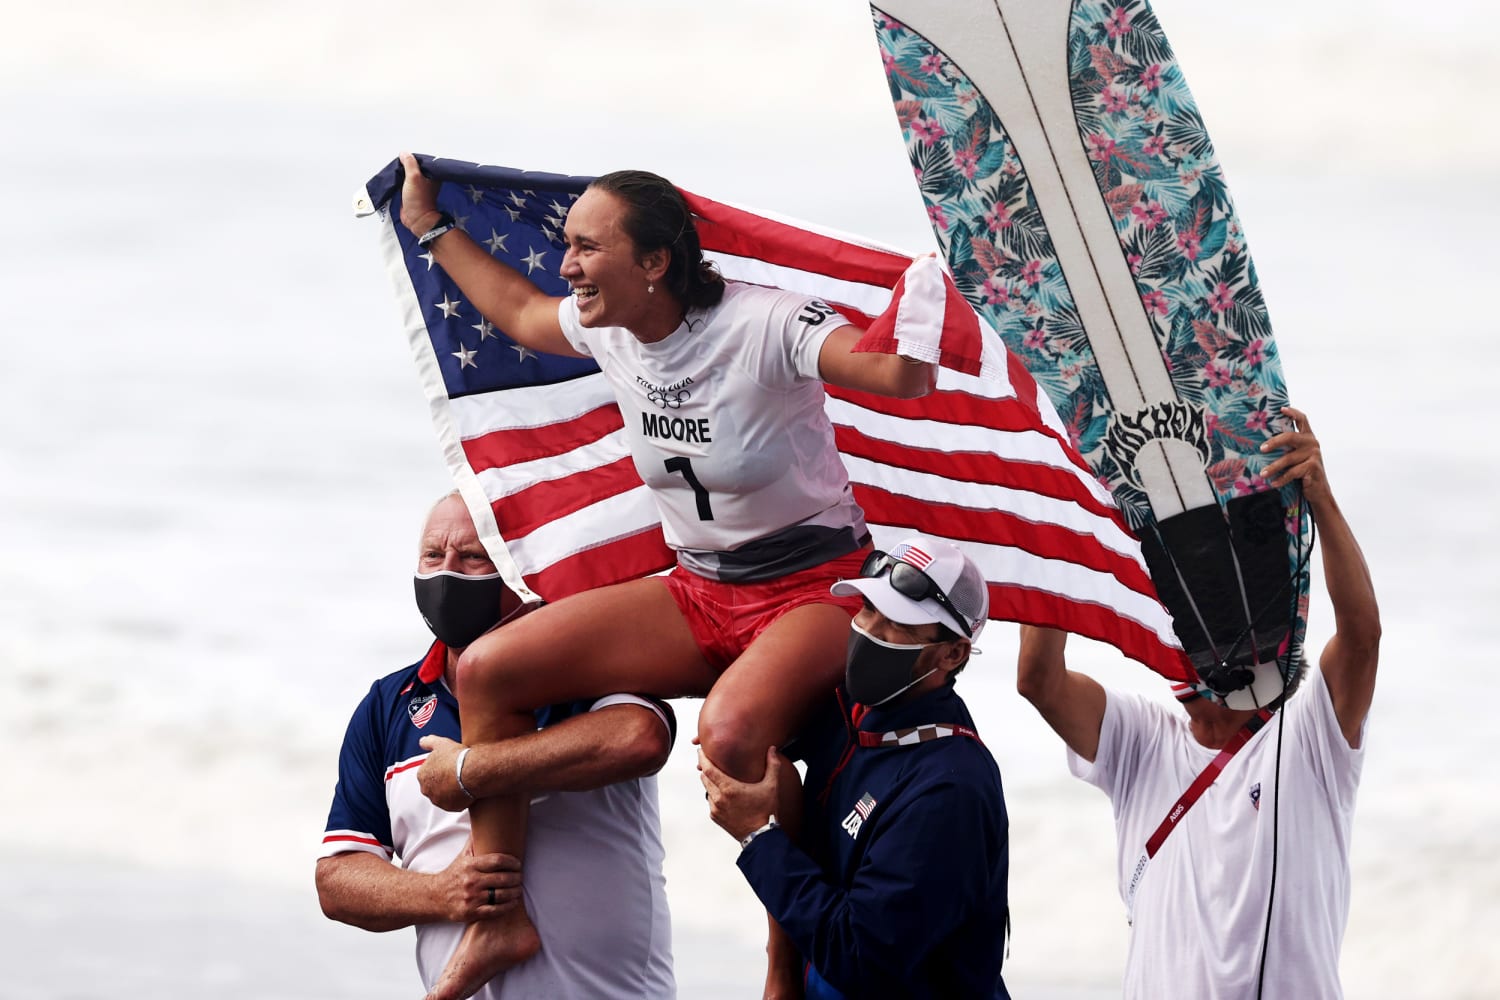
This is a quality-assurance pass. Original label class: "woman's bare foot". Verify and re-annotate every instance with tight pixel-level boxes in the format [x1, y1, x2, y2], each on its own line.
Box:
[424, 910, 541, 1000]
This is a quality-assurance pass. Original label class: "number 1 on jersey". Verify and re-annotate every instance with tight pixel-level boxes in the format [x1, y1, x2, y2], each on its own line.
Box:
[664, 457, 714, 521]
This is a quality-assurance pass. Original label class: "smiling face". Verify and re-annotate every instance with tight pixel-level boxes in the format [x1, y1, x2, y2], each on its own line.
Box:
[560, 187, 667, 331]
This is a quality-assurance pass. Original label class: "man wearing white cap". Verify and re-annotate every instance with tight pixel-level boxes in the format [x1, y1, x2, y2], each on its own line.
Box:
[701, 534, 1011, 1000]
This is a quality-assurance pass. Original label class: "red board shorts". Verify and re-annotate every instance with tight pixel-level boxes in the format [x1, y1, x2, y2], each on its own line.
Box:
[662, 547, 870, 673]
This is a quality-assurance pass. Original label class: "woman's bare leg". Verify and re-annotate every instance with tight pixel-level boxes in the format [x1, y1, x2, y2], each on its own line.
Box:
[426, 577, 712, 1000]
[697, 601, 851, 782]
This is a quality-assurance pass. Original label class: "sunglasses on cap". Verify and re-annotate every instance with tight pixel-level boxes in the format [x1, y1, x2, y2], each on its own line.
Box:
[859, 550, 972, 639]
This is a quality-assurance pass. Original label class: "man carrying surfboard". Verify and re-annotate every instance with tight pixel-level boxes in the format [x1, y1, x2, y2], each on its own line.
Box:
[1017, 407, 1379, 999]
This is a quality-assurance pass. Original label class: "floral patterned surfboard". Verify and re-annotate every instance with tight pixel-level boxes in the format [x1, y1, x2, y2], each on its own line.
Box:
[872, 0, 1310, 704]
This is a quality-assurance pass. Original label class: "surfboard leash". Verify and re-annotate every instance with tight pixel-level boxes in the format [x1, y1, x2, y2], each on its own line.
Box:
[1254, 704, 1289, 1000]
[1252, 486, 1315, 998]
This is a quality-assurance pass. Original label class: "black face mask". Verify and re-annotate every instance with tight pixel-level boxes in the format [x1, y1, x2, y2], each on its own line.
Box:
[845, 622, 937, 708]
[413, 571, 506, 649]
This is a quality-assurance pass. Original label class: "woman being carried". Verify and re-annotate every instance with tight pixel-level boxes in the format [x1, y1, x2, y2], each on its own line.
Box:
[396, 152, 935, 1000]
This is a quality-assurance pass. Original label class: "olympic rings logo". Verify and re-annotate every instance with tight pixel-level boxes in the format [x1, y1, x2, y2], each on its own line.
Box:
[647, 388, 691, 409]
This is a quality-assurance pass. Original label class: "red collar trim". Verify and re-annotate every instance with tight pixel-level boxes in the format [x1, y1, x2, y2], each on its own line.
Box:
[417, 640, 448, 684]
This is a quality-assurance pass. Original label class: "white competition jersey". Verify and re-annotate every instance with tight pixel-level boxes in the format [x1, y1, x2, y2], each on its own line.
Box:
[1070, 668, 1365, 1000]
[559, 281, 867, 578]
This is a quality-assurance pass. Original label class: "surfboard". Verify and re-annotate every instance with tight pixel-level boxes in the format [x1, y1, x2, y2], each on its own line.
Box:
[869, 0, 1310, 707]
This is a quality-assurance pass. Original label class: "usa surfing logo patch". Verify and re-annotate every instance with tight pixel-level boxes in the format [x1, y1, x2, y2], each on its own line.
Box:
[408, 693, 437, 730]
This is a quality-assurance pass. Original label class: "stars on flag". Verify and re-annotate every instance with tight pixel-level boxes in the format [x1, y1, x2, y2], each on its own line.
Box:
[396, 164, 587, 389]
[447, 339, 537, 371]
[426, 280, 537, 373]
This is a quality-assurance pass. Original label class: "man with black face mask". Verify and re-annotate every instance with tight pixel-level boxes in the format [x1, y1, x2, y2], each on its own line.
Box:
[316, 493, 677, 999]
[700, 534, 1011, 1000]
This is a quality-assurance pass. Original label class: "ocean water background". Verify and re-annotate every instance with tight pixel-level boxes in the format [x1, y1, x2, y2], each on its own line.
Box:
[1, 1, 1495, 997]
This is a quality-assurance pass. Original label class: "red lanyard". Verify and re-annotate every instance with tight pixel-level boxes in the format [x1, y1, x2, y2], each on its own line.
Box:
[1124, 707, 1274, 919]
[1144, 707, 1274, 855]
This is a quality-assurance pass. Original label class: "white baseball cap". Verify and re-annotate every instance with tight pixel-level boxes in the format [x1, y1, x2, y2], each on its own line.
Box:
[832, 535, 989, 641]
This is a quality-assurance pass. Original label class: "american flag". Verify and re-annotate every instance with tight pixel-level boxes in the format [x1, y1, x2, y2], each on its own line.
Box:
[358, 155, 1189, 681]
[889, 541, 935, 571]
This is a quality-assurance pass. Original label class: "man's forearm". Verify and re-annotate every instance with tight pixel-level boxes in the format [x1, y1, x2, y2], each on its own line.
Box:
[316, 854, 450, 932]
[1016, 625, 1105, 761]
[464, 704, 669, 799]
[1310, 492, 1380, 643]
[1306, 490, 1380, 745]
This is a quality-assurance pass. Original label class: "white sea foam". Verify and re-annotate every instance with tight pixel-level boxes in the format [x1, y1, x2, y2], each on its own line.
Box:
[1, 3, 1496, 996]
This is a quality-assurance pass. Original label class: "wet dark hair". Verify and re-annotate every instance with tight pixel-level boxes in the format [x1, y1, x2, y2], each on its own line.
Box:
[587, 170, 725, 310]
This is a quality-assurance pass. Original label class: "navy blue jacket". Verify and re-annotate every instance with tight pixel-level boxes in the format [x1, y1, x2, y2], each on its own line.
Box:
[738, 684, 1011, 999]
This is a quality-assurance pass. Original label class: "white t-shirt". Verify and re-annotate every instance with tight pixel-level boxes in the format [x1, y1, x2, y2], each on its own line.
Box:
[1070, 669, 1365, 999]
[558, 281, 866, 570]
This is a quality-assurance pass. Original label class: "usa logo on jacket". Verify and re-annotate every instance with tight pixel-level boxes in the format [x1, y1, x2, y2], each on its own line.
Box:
[841, 792, 878, 839]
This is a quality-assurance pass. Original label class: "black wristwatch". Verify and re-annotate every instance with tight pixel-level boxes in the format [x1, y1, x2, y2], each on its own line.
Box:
[416, 212, 457, 248]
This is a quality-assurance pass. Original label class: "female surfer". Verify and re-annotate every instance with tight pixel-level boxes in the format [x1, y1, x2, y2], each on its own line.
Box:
[395, 152, 936, 1000]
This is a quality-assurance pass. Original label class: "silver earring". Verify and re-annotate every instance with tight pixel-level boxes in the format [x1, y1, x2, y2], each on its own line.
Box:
[647, 282, 655, 294]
